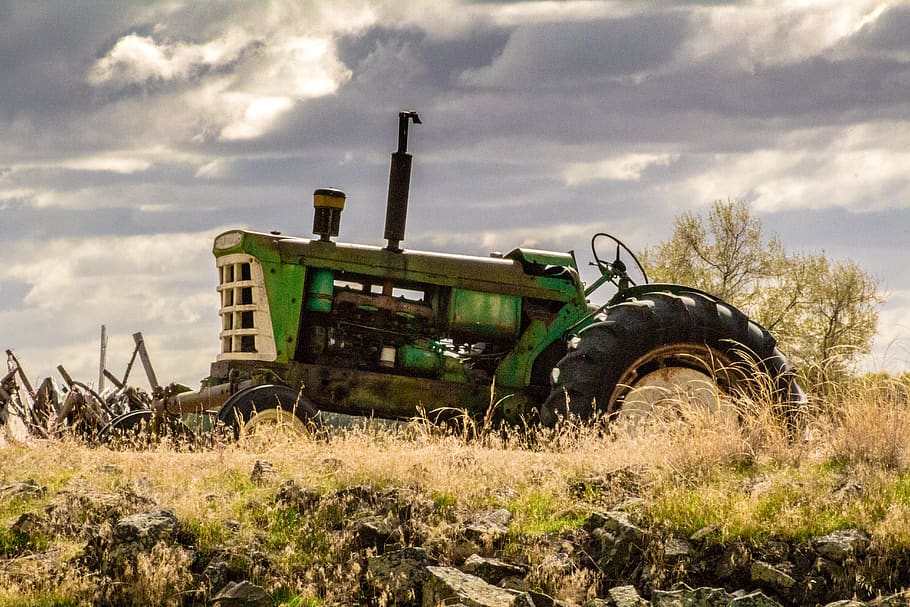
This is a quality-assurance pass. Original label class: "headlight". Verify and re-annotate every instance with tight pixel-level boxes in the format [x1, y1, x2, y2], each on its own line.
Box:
[214, 231, 243, 250]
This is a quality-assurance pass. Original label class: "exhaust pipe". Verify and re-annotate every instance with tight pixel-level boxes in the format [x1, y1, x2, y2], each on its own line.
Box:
[384, 111, 421, 252]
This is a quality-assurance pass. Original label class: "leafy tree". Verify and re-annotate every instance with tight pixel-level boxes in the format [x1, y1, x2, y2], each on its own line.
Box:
[646, 200, 882, 383]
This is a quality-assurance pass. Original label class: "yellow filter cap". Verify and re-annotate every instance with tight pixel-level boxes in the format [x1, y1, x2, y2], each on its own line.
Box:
[314, 188, 346, 210]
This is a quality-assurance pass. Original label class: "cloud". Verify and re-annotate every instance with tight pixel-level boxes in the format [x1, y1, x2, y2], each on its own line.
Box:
[88, 32, 244, 85]
[458, 12, 690, 89]
[678, 121, 910, 213]
[563, 153, 679, 185]
[0, 230, 224, 387]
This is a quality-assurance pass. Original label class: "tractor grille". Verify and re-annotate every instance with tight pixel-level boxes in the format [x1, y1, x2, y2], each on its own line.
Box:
[216, 254, 276, 361]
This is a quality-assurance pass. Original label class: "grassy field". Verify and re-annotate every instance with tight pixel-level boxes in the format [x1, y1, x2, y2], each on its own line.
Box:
[2, 374, 910, 605]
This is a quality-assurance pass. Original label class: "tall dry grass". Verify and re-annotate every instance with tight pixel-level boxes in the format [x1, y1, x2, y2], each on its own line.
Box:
[3, 374, 910, 604]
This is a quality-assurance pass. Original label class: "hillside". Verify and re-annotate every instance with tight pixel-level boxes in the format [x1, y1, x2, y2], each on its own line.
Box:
[2, 377, 910, 606]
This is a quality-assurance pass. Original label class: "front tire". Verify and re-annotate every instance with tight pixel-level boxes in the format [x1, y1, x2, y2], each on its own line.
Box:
[216, 384, 318, 441]
[540, 290, 804, 427]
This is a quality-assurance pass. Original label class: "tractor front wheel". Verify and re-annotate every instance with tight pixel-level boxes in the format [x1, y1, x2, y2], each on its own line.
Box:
[216, 384, 318, 441]
[540, 290, 804, 427]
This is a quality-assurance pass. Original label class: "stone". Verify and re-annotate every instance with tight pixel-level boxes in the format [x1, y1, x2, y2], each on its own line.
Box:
[528, 590, 555, 607]
[423, 566, 534, 607]
[204, 558, 230, 592]
[0, 480, 46, 500]
[463, 553, 528, 584]
[729, 591, 784, 607]
[608, 584, 647, 607]
[813, 529, 870, 562]
[275, 479, 320, 513]
[113, 509, 177, 546]
[652, 586, 736, 607]
[750, 560, 796, 591]
[11, 512, 43, 540]
[690, 524, 720, 541]
[250, 460, 276, 484]
[872, 590, 910, 605]
[353, 514, 399, 551]
[589, 511, 647, 578]
[664, 536, 693, 561]
[213, 580, 272, 607]
[463, 508, 513, 542]
[716, 542, 751, 580]
[367, 546, 431, 605]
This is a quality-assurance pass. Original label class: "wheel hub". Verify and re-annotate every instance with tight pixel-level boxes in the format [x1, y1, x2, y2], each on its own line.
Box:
[241, 407, 308, 441]
[610, 343, 738, 427]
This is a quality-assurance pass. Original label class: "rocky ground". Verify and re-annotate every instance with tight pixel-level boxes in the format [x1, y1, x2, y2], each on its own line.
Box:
[3, 455, 910, 607]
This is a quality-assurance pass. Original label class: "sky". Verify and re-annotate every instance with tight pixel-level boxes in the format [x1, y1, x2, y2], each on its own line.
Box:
[1, 0, 909, 393]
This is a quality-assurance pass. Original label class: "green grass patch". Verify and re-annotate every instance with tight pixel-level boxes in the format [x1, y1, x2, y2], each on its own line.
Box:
[507, 490, 585, 536]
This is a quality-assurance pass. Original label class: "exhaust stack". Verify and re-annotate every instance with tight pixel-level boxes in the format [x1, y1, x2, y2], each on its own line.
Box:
[384, 111, 421, 252]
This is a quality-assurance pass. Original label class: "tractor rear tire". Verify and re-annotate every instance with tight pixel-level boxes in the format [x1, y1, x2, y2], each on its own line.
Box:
[540, 290, 804, 427]
[216, 384, 318, 441]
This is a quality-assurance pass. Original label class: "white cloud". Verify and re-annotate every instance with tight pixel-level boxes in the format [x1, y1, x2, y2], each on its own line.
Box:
[682, 0, 889, 68]
[88, 29, 251, 85]
[219, 95, 295, 141]
[1, 230, 226, 388]
[866, 288, 910, 372]
[88, 12, 355, 142]
[61, 155, 151, 174]
[563, 153, 679, 185]
[678, 122, 910, 213]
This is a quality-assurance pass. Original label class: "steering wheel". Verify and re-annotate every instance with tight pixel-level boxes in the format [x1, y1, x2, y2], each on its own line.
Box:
[591, 232, 649, 288]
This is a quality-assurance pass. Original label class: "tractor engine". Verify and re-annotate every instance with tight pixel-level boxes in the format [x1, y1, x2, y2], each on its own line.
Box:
[298, 263, 522, 383]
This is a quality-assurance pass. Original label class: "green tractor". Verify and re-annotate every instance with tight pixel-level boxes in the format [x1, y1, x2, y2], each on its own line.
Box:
[112, 111, 803, 439]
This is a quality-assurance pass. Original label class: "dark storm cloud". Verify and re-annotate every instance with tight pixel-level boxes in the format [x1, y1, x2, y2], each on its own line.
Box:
[458, 12, 691, 88]
[337, 24, 510, 89]
[852, 4, 910, 54]
[633, 57, 910, 121]
[0, 2, 139, 120]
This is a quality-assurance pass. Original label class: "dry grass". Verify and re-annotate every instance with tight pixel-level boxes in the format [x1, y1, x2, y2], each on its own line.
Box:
[3, 375, 910, 605]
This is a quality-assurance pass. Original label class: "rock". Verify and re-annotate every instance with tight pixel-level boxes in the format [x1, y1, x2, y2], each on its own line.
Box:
[204, 558, 230, 592]
[822, 601, 864, 607]
[463, 554, 528, 584]
[652, 586, 736, 607]
[423, 566, 533, 607]
[367, 547, 431, 605]
[86, 509, 180, 578]
[250, 460, 276, 484]
[690, 524, 720, 541]
[44, 487, 155, 537]
[11, 512, 43, 540]
[750, 560, 796, 593]
[213, 580, 272, 607]
[276, 479, 320, 512]
[528, 590, 555, 607]
[353, 514, 400, 551]
[872, 590, 910, 605]
[499, 576, 529, 592]
[0, 480, 46, 500]
[813, 529, 870, 562]
[587, 511, 647, 578]
[729, 591, 784, 607]
[608, 585, 647, 607]
[664, 536, 693, 561]
[716, 542, 751, 580]
[114, 509, 177, 546]
[463, 508, 513, 542]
